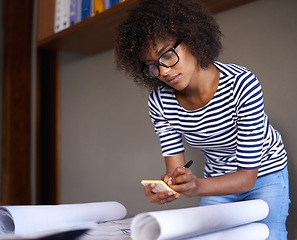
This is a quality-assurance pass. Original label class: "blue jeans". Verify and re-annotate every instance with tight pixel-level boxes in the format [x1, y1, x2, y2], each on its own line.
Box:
[199, 166, 290, 240]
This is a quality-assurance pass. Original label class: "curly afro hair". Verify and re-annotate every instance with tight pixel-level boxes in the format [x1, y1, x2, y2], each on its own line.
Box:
[114, 0, 222, 91]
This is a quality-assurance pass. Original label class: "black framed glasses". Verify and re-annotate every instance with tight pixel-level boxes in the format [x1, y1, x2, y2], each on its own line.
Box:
[142, 40, 182, 78]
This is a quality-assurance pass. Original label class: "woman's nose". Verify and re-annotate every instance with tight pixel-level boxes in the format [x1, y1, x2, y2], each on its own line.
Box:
[159, 65, 171, 77]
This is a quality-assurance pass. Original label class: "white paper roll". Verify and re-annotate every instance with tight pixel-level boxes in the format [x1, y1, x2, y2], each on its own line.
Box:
[3, 201, 127, 235]
[131, 199, 269, 240]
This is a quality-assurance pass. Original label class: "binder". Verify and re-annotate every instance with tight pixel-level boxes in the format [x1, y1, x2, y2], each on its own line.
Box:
[81, 0, 92, 20]
[93, 0, 105, 14]
[54, 0, 62, 32]
[70, 0, 81, 25]
[110, 0, 120, 7]
[104, 0, 120, 10]
[54, 0, 70, 33]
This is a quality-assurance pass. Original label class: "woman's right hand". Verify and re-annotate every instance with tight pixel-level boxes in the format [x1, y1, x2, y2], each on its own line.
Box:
[143, 153, 184, 205]
[143, 182, 180, 205]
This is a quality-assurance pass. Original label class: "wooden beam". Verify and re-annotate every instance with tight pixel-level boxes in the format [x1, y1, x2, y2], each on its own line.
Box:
[1, 0, 33, 204]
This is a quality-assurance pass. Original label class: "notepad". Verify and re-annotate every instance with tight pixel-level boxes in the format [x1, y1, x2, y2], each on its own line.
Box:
[141, 180, 178, 194]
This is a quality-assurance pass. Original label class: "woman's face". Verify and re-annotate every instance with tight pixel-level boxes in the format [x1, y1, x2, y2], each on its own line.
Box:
[142, 38, 201, 91]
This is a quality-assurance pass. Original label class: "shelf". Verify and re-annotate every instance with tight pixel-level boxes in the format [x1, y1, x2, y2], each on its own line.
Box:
[36, 0, 256, 55]
[37, 0, 138, 54]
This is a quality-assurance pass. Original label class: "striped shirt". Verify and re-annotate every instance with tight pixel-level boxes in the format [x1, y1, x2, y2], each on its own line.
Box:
[148, 62, 287, 178]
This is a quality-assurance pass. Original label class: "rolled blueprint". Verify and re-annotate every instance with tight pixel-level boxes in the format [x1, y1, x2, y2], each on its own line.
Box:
[131, 199, 269, 240]
[0, 201, 127, 235]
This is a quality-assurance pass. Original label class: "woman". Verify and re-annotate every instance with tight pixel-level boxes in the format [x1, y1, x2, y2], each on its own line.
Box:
[115, 0, 290, 238]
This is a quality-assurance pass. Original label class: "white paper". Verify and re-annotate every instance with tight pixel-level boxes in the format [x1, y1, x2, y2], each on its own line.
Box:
[131, 199, 269, 240]
[2, 201, 127, 235]
[79, 218, 132, 240]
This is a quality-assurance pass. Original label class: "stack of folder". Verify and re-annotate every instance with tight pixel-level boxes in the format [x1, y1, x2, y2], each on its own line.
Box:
[55, 0, 126, 33]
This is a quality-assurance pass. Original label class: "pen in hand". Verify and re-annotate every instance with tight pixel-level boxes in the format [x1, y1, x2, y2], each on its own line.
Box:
[167, 160, 193, 186]
[183, 160, 193, 168]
